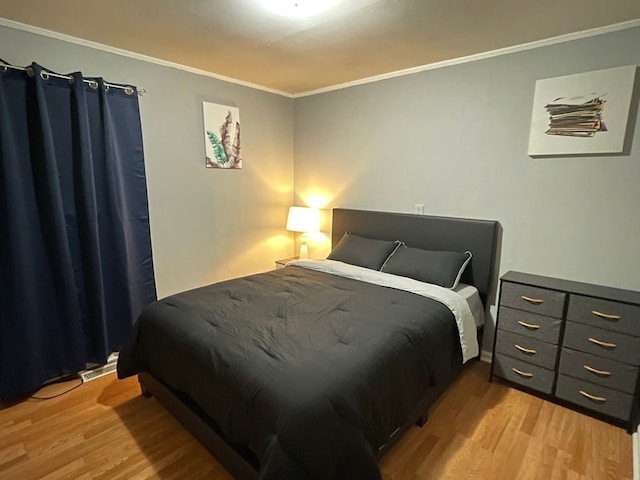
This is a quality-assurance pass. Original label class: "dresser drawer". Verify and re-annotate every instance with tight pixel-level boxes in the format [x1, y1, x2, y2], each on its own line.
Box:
[495, 330, 558, 370]
[492, 353, 555, 394]
[500, 282, 566, 318]
[567, 295, 640, 337]
[558, 348, 639, 394]
[555, 374, 634, 421]
[563, 321, 640, 366]
[498, 306, 562, 344]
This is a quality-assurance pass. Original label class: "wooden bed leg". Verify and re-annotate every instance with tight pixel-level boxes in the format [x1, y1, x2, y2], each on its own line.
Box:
[140, 384, 152, 398]
[416, 412, 428, 427]
[139, 376, 152, 398]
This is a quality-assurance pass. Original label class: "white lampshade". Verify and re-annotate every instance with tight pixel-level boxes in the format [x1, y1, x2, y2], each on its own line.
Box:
[286, 207, 320, 233]
[286, 206, 320, 259]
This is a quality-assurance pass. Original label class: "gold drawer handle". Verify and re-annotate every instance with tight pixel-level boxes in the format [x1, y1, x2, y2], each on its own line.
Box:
[514, 344, 537, 354]
[591, 310, 621, 320]
[521, 295, 544, 304]
[588, 337, 617, 349]
[512, 368, 533, 378]
[517, 320, 540, 330]
[583, 365, 611, 376]
[579, 390, 606, 402]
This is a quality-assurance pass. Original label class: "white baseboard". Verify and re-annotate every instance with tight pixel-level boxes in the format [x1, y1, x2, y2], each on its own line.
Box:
[633, 428, 639, 480]
[479, 350, 493, 363]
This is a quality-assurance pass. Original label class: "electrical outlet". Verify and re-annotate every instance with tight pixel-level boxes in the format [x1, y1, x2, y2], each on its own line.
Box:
[413, 204, 424, 214]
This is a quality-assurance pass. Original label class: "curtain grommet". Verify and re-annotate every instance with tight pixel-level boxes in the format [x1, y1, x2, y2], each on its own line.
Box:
[40, 71, 50, 80]
[124, 86, 134, 96]
[26, 67, 35, 77]
[0, 65, 7, 73]
[104, 84, 110, 92]
[88, 80, 98, 89]
[68, 76, 75, 85]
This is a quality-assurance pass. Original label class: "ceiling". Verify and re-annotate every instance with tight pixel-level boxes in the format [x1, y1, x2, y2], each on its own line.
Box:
[2, 0, 640, 95]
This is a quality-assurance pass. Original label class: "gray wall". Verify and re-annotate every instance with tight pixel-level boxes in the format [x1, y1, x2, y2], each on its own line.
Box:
[0, 25, 294, 299]
[294, 27, 640, 352]
[3, 22, 639, 355]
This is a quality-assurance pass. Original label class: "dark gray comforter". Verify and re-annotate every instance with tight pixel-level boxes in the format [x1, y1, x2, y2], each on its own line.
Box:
[117, 265, 462, 479]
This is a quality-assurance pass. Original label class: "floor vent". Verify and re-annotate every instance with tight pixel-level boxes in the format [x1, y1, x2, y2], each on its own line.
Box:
[79, 362, 117, 383]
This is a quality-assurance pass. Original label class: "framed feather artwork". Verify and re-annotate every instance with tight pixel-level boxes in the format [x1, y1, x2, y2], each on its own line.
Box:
[203, 102, 242, 169]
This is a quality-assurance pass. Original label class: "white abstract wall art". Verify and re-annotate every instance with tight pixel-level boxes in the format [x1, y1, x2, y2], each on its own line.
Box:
[203, 102, 242, 169]
[528, 65, 637, 156]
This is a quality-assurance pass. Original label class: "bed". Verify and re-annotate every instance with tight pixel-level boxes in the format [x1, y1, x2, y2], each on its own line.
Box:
[117, 208, 499, 480]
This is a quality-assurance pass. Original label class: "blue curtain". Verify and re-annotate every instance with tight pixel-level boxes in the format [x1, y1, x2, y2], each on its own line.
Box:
[0, 61, 156, 398]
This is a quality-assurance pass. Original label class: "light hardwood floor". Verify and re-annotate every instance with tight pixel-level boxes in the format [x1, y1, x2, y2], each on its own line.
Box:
[0, 362, 632, 480]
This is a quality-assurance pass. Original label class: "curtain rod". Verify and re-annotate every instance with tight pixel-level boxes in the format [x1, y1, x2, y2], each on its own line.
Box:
[0, 62, 146, 96]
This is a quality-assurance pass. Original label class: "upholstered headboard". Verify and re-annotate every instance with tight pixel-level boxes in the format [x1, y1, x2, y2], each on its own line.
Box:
[331, 208, 500, 305]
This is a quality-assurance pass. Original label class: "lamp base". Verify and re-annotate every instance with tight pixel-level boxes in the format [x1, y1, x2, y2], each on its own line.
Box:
[299, 243, 309, 259]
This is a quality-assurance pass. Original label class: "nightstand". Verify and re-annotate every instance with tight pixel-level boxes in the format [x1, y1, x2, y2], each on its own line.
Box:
[275, 256, 299, 269]
[490, 271, 640, 433]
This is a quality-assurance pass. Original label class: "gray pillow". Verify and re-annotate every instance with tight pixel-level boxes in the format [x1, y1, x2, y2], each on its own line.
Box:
[327, 232, 399, 270]
[381, 245, 472, 289]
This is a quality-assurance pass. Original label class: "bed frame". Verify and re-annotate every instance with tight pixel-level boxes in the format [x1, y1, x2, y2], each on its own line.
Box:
[138, 208, 500, 480]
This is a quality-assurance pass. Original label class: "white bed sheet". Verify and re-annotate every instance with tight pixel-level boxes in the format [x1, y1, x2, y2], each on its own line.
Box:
[453, 283, 486, 328]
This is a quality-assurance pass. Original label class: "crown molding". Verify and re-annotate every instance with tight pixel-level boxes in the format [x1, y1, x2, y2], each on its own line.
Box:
[293, 18, 640, 98]
[0, 17, 294, 98]
[2, 16, 638, 99]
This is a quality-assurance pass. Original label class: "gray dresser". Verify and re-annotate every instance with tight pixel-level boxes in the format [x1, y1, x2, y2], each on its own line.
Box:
[490, 271, 640, 433]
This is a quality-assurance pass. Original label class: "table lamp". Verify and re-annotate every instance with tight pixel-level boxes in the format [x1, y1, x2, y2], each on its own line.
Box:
[286, 206, 320, 259]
